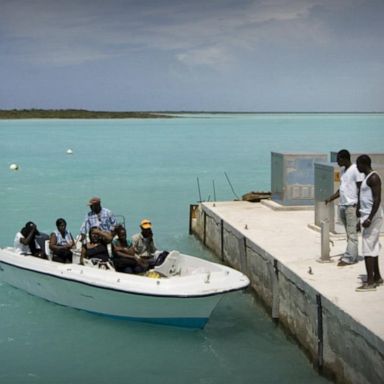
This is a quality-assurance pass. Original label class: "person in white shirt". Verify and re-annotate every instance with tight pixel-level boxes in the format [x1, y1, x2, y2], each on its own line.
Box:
[355, 155, 383, 291]
[49, 218, 75, 263]
[14, 221, 42, 256]
[325, 149, 364, 266]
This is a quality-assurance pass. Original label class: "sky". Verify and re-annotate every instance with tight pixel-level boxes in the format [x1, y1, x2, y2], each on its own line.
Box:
[1, 0, 384, 112]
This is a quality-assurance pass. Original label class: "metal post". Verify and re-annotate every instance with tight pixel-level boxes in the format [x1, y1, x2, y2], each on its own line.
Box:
[318, 219, 332, 263]
[316, 294, 324, 371]
[196, 177, 202, 202]
[203, 211, 207, 246]
[220, 219, 224, 261]
[272, 259, 279, 319]
[238, 236, 247, 273]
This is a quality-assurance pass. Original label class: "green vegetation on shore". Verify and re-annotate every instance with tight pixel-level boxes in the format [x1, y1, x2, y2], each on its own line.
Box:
[1, 109, 381, 119]
[0, 109, 174, 119]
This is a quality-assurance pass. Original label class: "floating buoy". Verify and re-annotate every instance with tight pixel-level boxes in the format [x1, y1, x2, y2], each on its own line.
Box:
[66, 149, 73, 155]
[9, 163, 19, 171]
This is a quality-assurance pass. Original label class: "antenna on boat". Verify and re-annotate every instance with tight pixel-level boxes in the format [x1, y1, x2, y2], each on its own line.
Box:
[212, 180, 217, 201]
[224, 172, 240, 200]
[196, 177, 202, 202]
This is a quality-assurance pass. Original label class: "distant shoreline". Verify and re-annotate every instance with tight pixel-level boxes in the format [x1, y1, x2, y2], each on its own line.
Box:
[0, 109, 382, 119]
[0, 109, 174, 119]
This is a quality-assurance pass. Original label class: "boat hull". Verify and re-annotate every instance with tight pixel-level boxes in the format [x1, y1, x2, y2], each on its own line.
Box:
[0, 261, 225, 328]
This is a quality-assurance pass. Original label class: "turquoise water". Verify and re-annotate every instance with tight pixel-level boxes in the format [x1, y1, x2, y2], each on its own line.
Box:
[0, 114, 383, 383]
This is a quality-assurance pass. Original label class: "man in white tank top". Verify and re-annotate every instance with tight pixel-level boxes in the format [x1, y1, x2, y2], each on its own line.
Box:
[325, 150, 364, 266]
[355, 154, 383, 291]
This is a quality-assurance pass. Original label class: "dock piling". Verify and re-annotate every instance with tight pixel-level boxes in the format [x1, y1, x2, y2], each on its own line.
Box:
[189, 204, 198, 235]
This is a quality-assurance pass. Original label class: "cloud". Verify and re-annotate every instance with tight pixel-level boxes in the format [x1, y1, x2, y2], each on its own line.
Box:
[0, 0, 382, 69]
[176, 46, 233, 69]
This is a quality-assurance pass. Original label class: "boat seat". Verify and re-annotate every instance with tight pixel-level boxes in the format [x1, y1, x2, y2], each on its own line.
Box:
[45, 240, 82, 264]
[44, 240, 53, 261]
[154, 250, 181, 277]
[72, 250, 81, 265]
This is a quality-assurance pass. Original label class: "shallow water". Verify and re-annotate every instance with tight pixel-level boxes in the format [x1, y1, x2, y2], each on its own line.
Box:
[0, 114, 383, 383]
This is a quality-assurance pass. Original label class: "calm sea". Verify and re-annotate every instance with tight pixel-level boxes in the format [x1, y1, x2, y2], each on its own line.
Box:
[0, 114, 383, 383]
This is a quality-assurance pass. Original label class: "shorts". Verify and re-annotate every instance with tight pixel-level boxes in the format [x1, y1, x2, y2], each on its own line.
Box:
[362, 215, 383, 257]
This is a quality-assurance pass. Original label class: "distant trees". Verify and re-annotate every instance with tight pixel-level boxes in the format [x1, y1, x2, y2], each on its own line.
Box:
[0, 109, 173, 119]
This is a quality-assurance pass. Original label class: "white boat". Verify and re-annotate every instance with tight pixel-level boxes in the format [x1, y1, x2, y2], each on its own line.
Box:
[0, 247, 249, 328]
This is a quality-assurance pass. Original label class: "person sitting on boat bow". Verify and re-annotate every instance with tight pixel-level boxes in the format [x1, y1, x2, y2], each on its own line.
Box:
[81, 227, 112, 265]
[80, 197, 116, 243]
[112, 225, 147, 273]
[49, 218, 75, 263]
[14, 221, 43, 257]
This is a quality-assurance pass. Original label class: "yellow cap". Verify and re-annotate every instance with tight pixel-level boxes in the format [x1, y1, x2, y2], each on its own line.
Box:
[140, 219, 152, 229]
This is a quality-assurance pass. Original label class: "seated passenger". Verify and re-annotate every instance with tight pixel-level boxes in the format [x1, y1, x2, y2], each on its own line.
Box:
[49, 218, 75, 263]
[132, 219, 158, 268]
[14, 221, 43, 257]
[112, 225, 147, 274]
[80, 227, 112, 265]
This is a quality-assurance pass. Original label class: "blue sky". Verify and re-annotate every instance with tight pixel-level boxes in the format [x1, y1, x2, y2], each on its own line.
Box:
[1, 0, 383, 111]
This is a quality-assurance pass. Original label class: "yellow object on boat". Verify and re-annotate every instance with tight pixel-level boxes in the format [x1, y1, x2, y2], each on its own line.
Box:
[145, 270, 161, 279]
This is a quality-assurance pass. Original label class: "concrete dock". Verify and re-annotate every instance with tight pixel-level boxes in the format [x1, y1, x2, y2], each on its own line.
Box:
[191, 200, 384, 384]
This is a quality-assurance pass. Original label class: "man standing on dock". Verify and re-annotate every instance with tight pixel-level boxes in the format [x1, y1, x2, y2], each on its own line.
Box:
[325, 150, 364, 266]
[355, 155, 383, 291]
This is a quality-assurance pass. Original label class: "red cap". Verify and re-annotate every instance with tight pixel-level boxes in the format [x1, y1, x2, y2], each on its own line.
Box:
[88, 196, 101, 205]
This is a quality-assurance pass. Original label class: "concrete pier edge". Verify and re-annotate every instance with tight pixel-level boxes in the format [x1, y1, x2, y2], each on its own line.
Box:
[190, 201, 384, 384]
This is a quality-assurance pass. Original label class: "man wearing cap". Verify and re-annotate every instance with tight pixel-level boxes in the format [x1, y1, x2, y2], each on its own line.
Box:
[132, 219, 157, 267]
[80, 197, 117, 241]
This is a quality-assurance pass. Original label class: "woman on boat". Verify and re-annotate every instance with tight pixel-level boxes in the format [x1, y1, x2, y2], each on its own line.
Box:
[14, 221, 43, 256]
[112, 225, 147, 273]
[81, 226, 112, 265]
[49, 218, 75, 263]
